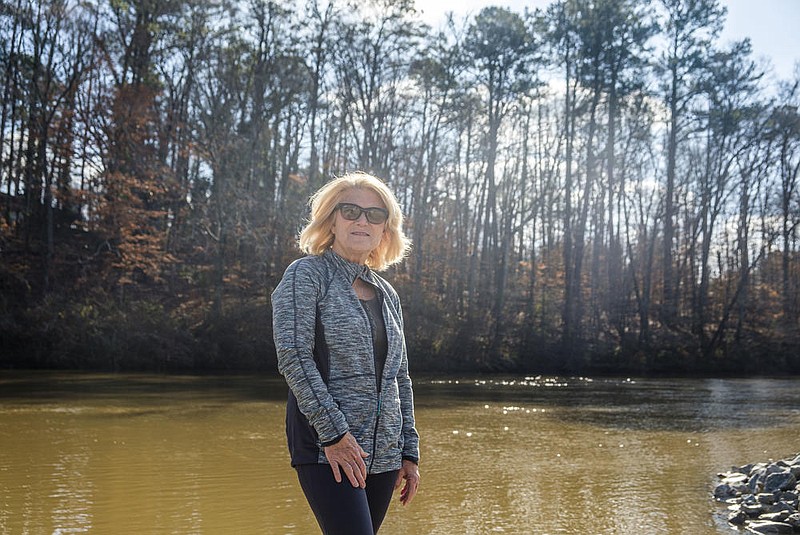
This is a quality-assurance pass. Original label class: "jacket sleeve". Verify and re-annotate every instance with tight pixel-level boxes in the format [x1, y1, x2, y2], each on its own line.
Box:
[394, 297, 420, 463]
[272, 258, 350, 444]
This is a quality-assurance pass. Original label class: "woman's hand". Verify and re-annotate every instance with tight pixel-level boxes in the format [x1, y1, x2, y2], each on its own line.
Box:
[395, 459, 420, 506]
[323, 431, 369, 488]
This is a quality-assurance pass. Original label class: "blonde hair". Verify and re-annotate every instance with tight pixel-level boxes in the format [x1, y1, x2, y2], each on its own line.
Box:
[298, 172, 410, 271]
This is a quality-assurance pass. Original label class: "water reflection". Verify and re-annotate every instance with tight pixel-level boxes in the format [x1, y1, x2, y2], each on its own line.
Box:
[416, 375, 800, 432]
[1, 372, 799, 534]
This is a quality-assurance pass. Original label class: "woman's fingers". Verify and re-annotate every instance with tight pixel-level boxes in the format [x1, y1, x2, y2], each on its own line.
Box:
[396, 460, 420, 506]
[400, 477, 418, 505]
[329, 459, 364, 487]
[330, 461, 343, 483]
[353, 461, 367, 488]
[324, 432, 369, 488]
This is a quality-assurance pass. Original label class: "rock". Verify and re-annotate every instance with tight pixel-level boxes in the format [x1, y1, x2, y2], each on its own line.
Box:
[767, 464, 788, 476]
[768, 501, 797, 515]
[739, 463, 757, 474]
[716, 473, 750, 496]
[720, 472, 751, 485]
[743, 502, 765, 516]
[733, 484, 752, 496]
[750, 472, 766, 494]
[728, 510, 748, 525]
[715, 483, 742, 500]
[777, 454, 800, 473]
[765, 472, 798, 493]
[714, 454, 800, 533]
[778, 490, 799, 507]
[757, 493, 777, 505]
[744, 520, 795, 534]
[751, 463, 769, 476]
[760, 511, 790, 522]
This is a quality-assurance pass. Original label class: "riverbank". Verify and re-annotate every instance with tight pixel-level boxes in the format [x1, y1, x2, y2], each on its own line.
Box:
[715, 453, 800, 533]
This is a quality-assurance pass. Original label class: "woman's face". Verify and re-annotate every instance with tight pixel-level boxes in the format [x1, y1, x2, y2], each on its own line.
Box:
[330, 188, 387, 265]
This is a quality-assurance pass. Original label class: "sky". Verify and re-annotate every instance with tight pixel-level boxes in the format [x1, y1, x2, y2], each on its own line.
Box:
[416, 0, 800, 84]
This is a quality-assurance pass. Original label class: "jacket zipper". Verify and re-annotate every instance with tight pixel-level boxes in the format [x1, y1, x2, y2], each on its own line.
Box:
[369, 396, 381, 472]
[360, 278, 382, 474]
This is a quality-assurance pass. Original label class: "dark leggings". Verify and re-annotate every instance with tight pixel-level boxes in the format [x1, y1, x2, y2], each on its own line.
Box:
[296, 464, 398, 535]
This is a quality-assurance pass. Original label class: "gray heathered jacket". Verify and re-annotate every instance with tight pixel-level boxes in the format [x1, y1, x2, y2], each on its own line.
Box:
[272, 249, 420, 474]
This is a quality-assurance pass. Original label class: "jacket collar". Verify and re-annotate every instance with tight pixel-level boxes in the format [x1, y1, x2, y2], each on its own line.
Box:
[323, 248, 372, 283]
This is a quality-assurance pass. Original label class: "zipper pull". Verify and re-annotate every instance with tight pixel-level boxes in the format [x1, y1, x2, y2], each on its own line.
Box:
[377, 397, 382, 416]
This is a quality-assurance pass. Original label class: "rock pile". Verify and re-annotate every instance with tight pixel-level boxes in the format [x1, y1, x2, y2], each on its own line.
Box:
[714, 452, 800, 534]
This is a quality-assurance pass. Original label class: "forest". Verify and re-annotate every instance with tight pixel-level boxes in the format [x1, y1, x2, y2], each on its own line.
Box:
[1, 0, 798, 375]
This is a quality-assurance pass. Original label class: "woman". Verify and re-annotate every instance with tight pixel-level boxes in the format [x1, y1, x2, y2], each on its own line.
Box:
[272, 172, 420, 535]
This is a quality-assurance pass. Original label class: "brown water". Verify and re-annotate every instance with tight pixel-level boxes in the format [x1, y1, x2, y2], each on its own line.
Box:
[1, 372, 798, 534]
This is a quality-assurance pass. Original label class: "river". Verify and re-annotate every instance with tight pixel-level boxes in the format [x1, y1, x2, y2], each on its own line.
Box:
[1, 372, 798, 534]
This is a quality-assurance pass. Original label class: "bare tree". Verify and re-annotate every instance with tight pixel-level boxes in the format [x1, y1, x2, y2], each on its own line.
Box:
[657, 0, 725, 328]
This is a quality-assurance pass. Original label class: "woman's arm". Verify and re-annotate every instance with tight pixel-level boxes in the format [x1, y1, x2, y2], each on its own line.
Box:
[273, 259, 349, 443]
[396, 298, 420, 505]
[394, 299, 420, 464]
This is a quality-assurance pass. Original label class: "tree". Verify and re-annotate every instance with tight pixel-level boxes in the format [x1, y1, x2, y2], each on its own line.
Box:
[464, 6, 536, 360]
[94, 0, 186, 287]
[302, 0, 342, 191]
[1, 0, 798, 373]
[0, 0, 90, 291]
[769, 73, 800, 326]
[689, 39, 763, 358]
[657, 0, 725, 328]
[333, 0, 423, 175]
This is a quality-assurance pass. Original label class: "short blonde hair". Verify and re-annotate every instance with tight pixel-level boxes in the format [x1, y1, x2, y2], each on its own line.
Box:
[298, 172, 411, 271]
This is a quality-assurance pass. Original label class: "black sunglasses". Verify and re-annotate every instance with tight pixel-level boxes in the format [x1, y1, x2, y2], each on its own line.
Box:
[336, 203, 389, 224]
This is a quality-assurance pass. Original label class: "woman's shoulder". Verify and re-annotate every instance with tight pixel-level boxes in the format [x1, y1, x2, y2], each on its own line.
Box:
[286, 253, 326, 270]
[280, 254, 331, 284]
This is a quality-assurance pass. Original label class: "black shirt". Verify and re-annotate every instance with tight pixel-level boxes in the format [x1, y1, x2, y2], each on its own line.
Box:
[360, 296, 387, 389]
